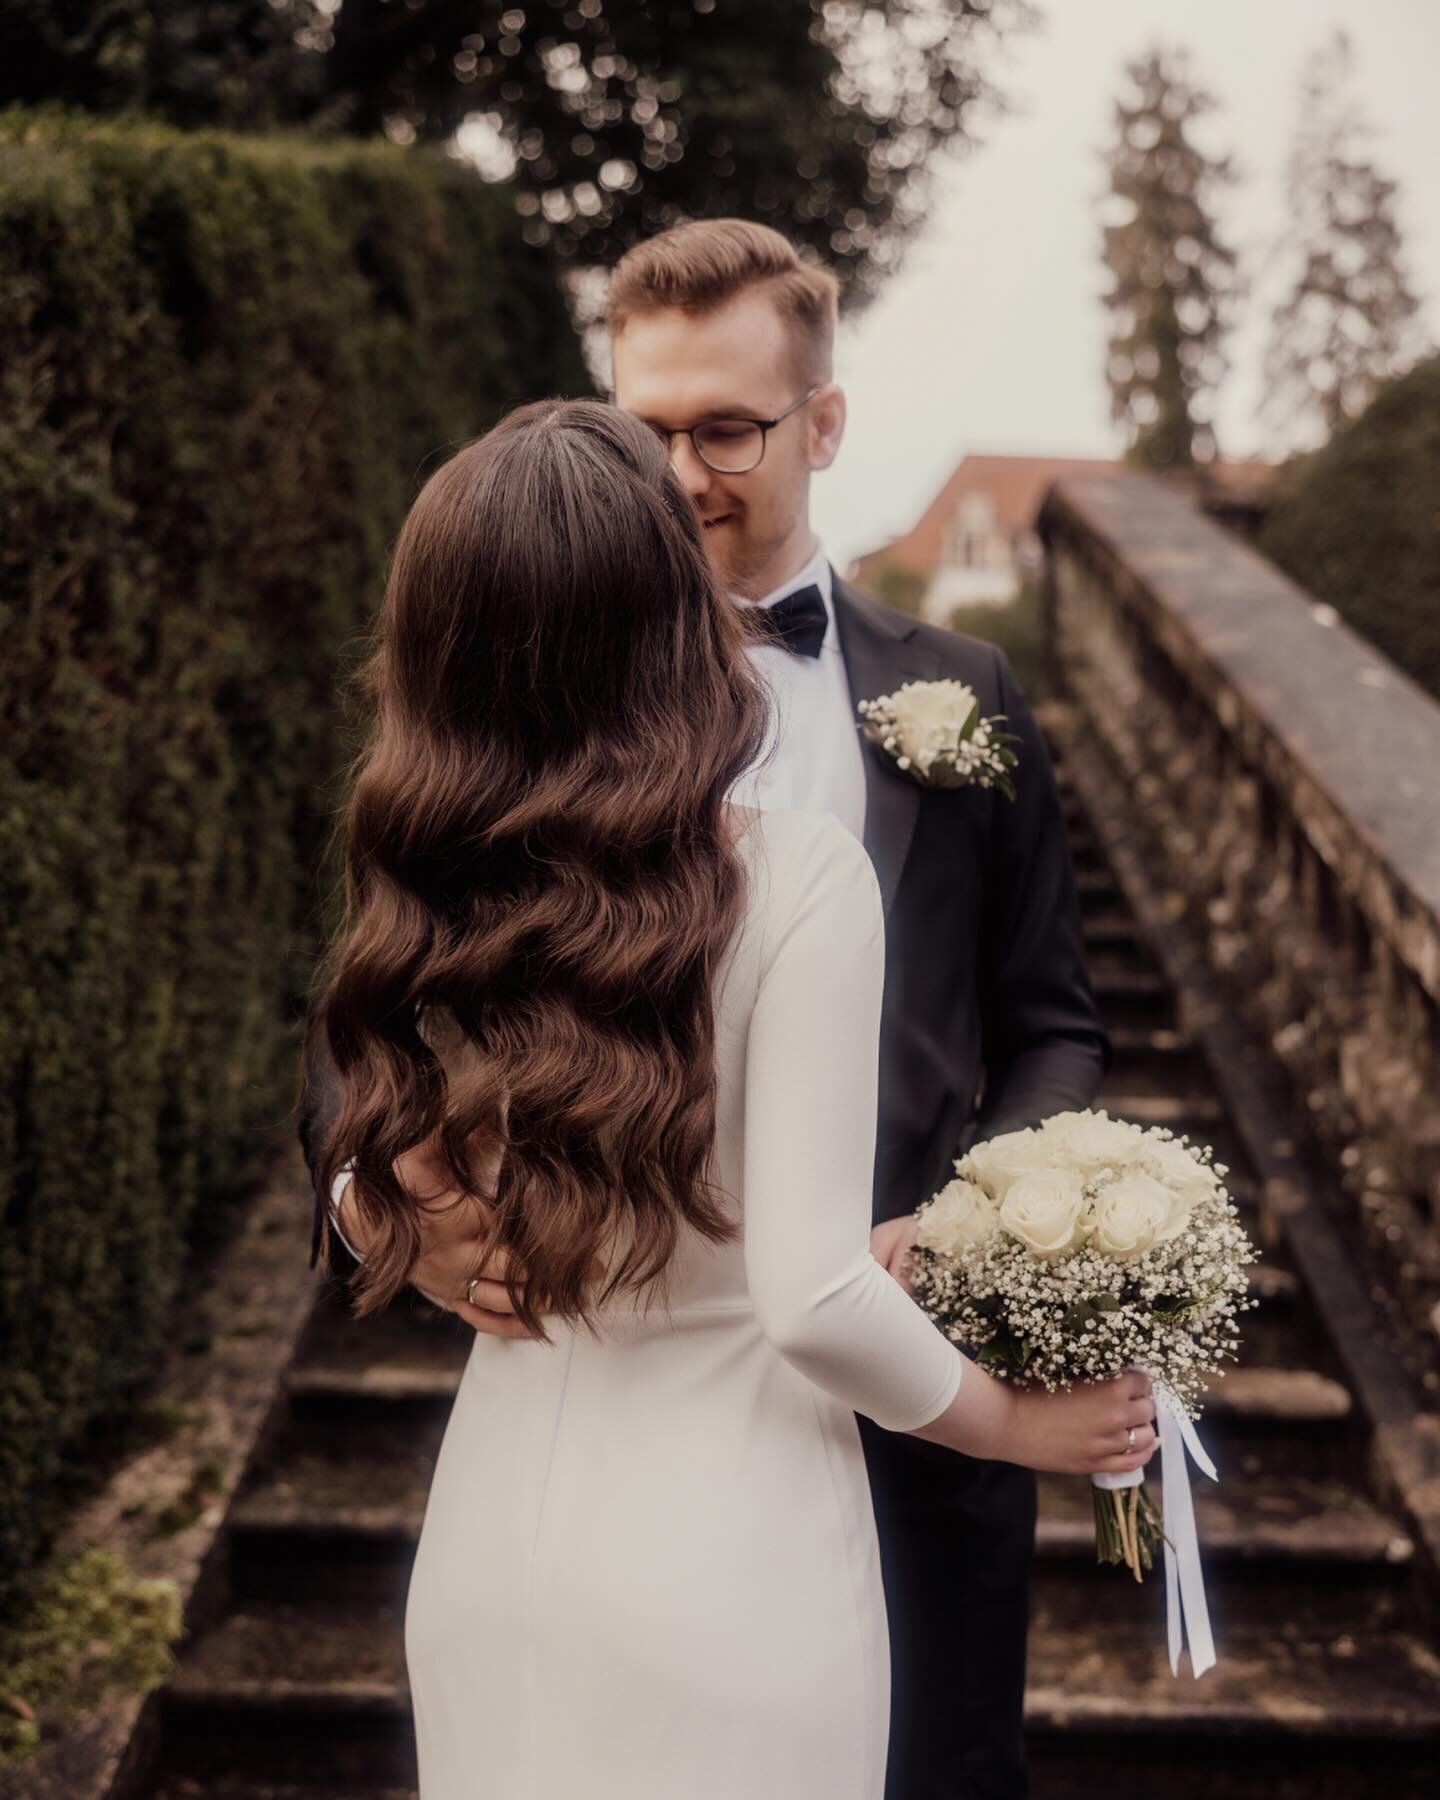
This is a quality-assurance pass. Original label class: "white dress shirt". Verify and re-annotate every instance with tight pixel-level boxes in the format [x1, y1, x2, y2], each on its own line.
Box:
[729, 543, 868, 844]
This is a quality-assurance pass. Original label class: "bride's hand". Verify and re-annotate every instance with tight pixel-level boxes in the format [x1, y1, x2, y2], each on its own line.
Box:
[412, 1239, 537, 1340]
[387, 1138, 537, 1339]
[870, 1215, 919, 1291]
[1007, 1370, 1159, 1476]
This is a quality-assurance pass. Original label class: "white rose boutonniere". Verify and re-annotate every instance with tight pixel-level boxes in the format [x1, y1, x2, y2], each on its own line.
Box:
[857, 678, 1019, 799]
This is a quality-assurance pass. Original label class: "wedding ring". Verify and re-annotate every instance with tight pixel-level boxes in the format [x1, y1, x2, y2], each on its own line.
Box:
[466, 1276, 482, 1307]
[1126, 1426, 1137, 1452]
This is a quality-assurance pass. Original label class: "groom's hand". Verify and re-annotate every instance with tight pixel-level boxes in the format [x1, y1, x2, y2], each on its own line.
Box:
[870, 1215, 919, 1291]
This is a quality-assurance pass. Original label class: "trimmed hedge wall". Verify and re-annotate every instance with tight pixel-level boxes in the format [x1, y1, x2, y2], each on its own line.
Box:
[0, 110, 590, 1615]
[1260, 353, 1440, 702]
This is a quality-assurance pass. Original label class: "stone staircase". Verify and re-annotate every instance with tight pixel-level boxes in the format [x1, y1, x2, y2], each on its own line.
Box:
[144, 757, 1440, 1798]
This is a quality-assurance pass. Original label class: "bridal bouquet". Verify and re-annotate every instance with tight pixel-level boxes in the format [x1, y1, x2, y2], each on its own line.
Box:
[908, 1110, 1258, 1586]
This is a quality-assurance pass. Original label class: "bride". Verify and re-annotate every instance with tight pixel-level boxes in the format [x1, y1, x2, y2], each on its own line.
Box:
[309, 398, 1157, 1800]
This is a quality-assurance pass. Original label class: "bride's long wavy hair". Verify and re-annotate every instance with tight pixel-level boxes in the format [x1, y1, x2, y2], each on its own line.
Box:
[313, 399, 770, 1329]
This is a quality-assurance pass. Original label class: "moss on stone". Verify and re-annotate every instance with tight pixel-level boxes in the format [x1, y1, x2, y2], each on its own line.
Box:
[0, 1547, 181, 1766]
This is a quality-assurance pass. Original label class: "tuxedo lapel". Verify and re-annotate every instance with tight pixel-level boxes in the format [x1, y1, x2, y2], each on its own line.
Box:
[831, 575, 942, 918]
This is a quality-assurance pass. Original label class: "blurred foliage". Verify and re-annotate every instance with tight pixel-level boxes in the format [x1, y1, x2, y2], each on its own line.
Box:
[1263, 30, 1428, 454]
[1259, 353, 1440, 702]
[1100, 46, 1239, 471]
[947, 582, 1048, 702]
[0, 108, 588, 1622]
[0, 2, 324, 127]
[0, 0, 1034, 304]
[861, 558, 926, 617]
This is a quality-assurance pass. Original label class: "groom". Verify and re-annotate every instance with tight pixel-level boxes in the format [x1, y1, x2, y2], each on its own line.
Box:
[300, 219, 1107, 1798]
[604, 219, 1106, 1800]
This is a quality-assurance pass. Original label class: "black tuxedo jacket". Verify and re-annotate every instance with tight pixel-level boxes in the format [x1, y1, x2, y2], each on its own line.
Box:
[830, 574, 1108, 1223]
[297, 575, 1108, 1251]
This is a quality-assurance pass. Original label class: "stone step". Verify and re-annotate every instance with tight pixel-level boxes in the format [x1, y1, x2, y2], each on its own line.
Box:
[1202, 1365, 1352, 1425]
[157, 1599, 1440, 1794]
[159, 1603, 416, 1789]
[1249, 1262, 1298, 1305]
[1092, 1089, 1225, 1129]
[1103, 1022, 1205, 1069]
[1026, 1744, 1435, 1800]
[1067, 836, 1109, 872]
[230, 1447, 1406, 1593]
[285, 1355, 1351, 1439]
[1076, 866, 1124, 906]
[1089, 964, 1172, 999]
[1082, 908, 1151, 955]
[1024, 1622, 1440, 1798]
[1035, 1470, 1412, 1571]
[154, 1785, 417, 1800]
[1025, 1614, 1440, 1743]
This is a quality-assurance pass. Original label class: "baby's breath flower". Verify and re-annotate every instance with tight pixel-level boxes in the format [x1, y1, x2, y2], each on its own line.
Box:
[911, 1110, 1260, 1415]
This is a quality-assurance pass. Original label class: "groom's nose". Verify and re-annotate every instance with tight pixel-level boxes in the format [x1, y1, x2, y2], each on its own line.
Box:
[667, 433, 715, 504]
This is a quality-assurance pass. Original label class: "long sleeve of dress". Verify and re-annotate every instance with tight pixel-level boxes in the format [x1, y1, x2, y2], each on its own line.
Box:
[742, 813, 964, 1432]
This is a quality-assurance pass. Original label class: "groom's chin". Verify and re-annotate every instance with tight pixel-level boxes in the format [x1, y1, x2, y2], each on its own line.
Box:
[699, 515, 740, 581]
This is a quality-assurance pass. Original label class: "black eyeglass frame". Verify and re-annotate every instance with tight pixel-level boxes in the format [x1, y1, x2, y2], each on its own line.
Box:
[622, 384, 823, 474]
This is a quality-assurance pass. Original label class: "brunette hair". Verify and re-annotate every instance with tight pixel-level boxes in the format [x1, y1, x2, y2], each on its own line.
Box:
[313, 398, 769, 1330]
[607, 218, 840, 385]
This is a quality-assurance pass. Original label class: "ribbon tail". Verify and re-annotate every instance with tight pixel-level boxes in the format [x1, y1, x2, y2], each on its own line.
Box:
[1158, 1389, 1217, 1678]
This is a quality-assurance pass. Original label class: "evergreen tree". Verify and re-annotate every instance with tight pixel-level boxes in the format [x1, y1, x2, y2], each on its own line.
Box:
[1099, 47, 1239, 470]
[1263, 31, 1428, 452]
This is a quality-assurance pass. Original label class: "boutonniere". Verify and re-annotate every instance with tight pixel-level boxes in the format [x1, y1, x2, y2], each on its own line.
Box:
[857, 679, 1019, 801]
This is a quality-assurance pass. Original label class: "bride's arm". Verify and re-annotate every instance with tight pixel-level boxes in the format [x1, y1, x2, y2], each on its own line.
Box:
[743, 817, 1157, 1478]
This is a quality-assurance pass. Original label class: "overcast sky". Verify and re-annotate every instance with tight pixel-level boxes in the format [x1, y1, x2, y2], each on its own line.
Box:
[813, 0, 1440, 564]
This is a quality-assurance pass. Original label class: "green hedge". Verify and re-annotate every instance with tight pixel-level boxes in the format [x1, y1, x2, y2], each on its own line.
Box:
[0, 110, 589, 1617]
[1259, 353, 1440, 702]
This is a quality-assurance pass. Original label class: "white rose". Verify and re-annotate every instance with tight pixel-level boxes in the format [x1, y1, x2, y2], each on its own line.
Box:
[917, 1179, 1001, 1257]
[1040, 1109, 1147, 1176]
[1136, 1139, 1219, 1242]
[999, 1168, 1089, 1259]
[961, 1128, 1055, 1201]
[888, 680, 979, 775]
[1092, 1170, 1173, 1260]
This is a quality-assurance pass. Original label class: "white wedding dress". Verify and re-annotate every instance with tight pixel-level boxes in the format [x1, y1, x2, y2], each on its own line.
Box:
[397, 808, 964, 1798]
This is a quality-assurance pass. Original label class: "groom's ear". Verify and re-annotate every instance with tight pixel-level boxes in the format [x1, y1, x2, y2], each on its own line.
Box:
[808, 384, 847, 472]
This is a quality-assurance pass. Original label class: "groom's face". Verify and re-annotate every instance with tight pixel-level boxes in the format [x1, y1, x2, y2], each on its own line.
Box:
[610, 289, 844, 598]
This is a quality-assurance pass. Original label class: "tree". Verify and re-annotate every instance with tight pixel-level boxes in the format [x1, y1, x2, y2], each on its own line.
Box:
[282, 0, 1036, 303]
[2, 1, 1033, 300]
[1260, 354, 1440, 701]
[1262, 31, 1428, 453]
[1099, 47, 1239, 471]
[0, 2, 323, 127]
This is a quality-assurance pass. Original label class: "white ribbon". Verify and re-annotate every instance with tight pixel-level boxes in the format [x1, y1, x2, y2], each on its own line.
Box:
[1091, 1377, 1218, 1678]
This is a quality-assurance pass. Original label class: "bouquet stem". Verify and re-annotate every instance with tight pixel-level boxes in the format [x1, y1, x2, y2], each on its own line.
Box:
[1093, 1479, 1163, 1581]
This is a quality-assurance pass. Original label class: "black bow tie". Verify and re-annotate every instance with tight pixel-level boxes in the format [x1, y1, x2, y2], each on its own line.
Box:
[757, 583, 828, 658]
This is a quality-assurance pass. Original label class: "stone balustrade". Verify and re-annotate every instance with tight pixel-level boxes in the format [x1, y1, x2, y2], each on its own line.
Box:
[1039, 472, 1440, 1346]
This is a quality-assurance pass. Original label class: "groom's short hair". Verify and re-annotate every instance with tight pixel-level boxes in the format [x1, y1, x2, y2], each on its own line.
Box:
[607, 219, 840, 385]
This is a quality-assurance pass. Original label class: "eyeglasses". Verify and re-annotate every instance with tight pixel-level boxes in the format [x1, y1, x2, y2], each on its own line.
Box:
[628, 386, 821, 475]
